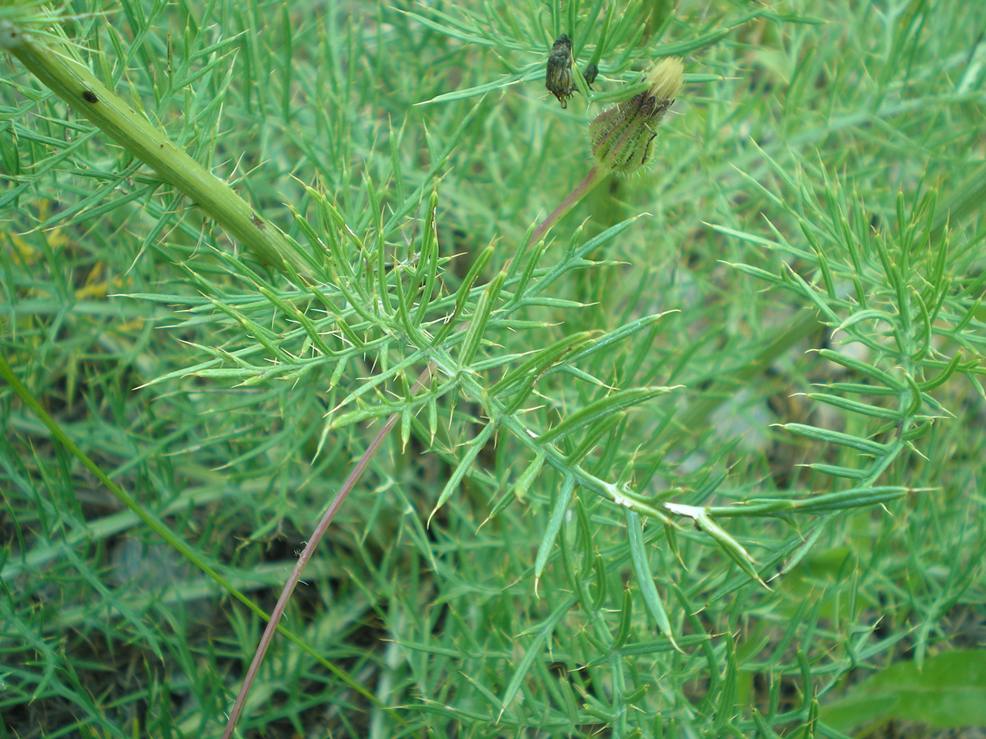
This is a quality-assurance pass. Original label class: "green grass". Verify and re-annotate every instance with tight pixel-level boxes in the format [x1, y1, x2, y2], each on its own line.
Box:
[2, 0, 985, 736]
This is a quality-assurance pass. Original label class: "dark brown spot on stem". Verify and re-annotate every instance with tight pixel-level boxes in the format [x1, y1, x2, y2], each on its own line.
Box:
[82, 90, 98, 103]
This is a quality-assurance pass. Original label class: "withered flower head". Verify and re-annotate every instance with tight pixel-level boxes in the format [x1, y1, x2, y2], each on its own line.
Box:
[583, 62, 599, 87]
[545, 34, 574, 108]
[589, 56, 683, 173]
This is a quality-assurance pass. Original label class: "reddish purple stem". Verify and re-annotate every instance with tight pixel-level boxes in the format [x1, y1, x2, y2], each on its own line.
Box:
[223, 164, 608, 737]
[527, 166, 603, 247]
[222, 367, 430, 738]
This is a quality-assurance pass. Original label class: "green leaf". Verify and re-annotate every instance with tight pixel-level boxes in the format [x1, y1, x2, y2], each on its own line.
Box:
[561, 311, 677, 366]
[625, 511, 677, 648]
[822, 650, 986, 732]
[490, 331, 596, 406]
[428, 422, 497, 526]
[533, 476, 574, 593]
[432, 244, 494, 345]
[540, 386, 679, 444]
[459, 271, 506, 366]
[779, 423, 888, 455]
[816, 348, 904, 391]
[498, 596, 576, 722]
[802, 392, 902, 420]
[417, 64, 544, 105]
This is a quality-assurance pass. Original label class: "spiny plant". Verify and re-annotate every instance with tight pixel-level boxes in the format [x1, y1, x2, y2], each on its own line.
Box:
[1, 0, 984, 736]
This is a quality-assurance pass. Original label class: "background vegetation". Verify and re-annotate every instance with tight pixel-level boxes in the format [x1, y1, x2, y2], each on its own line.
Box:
[2, 0, 984, 736]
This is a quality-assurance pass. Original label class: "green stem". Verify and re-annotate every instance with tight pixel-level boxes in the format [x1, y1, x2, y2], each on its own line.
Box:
[5, 30, 310, 277]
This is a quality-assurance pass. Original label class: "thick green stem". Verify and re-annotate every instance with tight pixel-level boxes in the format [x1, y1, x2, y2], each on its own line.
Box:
[5, 30, 310, 277]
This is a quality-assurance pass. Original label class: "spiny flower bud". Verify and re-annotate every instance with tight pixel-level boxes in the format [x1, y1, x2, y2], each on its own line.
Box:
[545, 34, 574, 108]
[589, 56, 683, 173]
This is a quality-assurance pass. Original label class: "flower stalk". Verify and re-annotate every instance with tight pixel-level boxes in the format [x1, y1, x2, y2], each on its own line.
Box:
[2, 19, 312, 277]
[528, 57, 684, 247]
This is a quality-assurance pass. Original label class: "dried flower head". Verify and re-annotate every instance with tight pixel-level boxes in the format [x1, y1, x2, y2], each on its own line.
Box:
[545, 34, 574, 108]
[583, 62, 599, 87]
[589, 56, 683, 173]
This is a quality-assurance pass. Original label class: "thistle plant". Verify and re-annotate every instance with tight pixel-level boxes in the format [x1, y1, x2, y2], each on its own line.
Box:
[2, 1, 985, 737]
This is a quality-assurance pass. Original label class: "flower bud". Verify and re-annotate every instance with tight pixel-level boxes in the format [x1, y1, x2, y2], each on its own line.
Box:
[545, 34, 574, 108]
[589, 57, 683, 173]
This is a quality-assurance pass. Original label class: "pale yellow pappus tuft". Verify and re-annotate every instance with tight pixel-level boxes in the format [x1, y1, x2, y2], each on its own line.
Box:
[643, 56, 684, 102]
